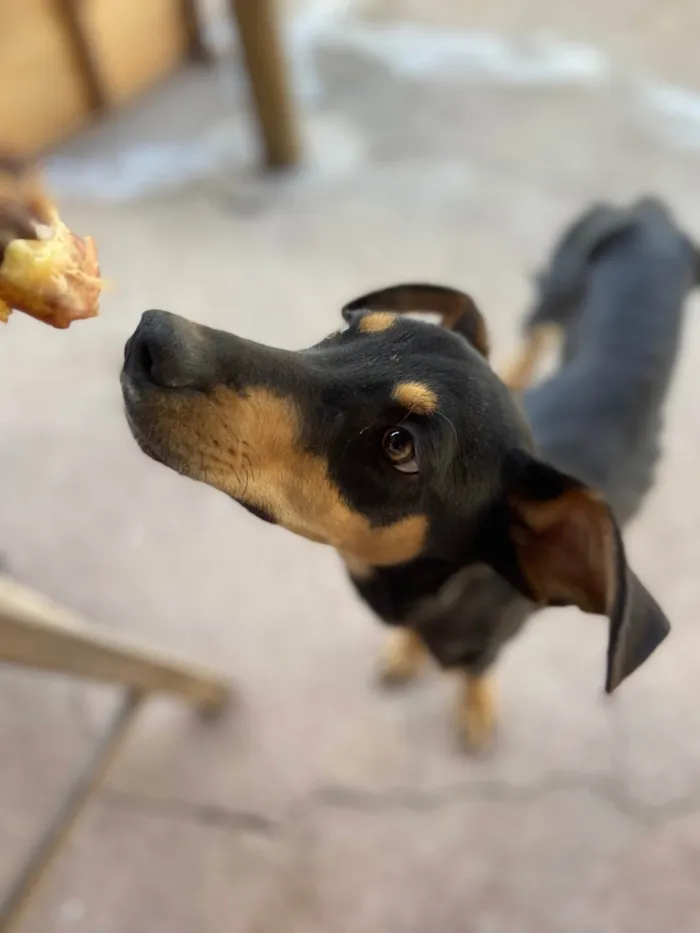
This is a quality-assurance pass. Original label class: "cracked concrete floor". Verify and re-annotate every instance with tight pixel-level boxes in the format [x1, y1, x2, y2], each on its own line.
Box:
[2, 2, 700, 931]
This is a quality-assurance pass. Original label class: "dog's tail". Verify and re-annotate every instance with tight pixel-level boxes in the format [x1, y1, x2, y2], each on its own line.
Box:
[632, 196, 700, 294]
[527, 203, 634, 330]
[500, 204, 634, 393]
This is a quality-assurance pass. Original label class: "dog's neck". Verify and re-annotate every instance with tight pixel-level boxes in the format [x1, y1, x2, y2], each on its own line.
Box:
[340, 549, 465, 624]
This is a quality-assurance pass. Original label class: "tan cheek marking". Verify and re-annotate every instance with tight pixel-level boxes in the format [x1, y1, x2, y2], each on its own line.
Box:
[343, 514, 427, 567]
[149, 386, 428, 567]
[340, 551, 375, 581]
[392, 381, 438, 414]
[358, 311, 396, 334]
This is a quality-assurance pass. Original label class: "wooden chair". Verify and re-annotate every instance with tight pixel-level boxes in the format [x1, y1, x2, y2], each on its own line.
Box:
[0, 575, 231, 931]
[227, 0, 301, 168]
[56, 0, 301, 169]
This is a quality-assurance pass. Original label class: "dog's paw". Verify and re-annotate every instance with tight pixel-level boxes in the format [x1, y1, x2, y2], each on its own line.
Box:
[456, 674, 497, 752]
[376, 629, 426, 687]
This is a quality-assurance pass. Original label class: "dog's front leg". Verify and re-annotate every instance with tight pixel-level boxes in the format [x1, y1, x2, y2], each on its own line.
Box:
[341, 555, 432, 688]
[377, 628, 429, 686]
[455, 669, 497, 752]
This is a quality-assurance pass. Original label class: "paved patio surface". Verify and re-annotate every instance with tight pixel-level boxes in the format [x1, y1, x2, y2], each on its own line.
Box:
[2, 2, 700, 930]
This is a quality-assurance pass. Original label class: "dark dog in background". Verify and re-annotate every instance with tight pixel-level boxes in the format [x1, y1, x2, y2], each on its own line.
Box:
[121, 199, 680, 750]
[381, 197, 699, 745]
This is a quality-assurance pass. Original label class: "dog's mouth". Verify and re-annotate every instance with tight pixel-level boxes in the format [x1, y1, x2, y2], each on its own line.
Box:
[120, 334, 213, 481]
[120, 310, 311, 512]
[120, 310, 216, 476]
[120, 385, 166, 468]
[120, 367, 249, 495]
[120, 335, 295, 519]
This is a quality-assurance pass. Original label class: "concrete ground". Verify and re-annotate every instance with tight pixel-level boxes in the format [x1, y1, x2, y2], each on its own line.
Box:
[2, 1, 700, 930]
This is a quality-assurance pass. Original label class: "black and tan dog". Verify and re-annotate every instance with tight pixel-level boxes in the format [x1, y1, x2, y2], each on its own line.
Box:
[379, 197, 698, 744]
[121, 202, 692, 748]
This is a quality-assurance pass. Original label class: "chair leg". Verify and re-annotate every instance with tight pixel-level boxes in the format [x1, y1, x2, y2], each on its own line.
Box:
[0, 691, 144, 933]
[54, 0, 110, 113]
[0, 576, 230, 715]
[181, 0, 214, 63]
[229, 0, 301, 169]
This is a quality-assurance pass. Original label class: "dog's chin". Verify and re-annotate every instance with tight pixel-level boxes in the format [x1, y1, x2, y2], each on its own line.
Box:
[128, 422, 167, 468]
[122, 376, 280, 524]
[123, 410, 168, 468]
[122, 383, 179, 473]
[238, 501, 279, 525]
[125, 413, 278, 526]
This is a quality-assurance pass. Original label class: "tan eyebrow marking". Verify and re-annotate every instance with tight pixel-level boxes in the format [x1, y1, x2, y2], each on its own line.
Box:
[392, 381, 438, 414]
[358, 312, 396, 334]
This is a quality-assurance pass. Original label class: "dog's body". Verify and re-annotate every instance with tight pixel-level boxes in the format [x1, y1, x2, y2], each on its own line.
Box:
[120, 198, 694, 749]
[526, 198, 696, 523]
[386, 198, 699, 740]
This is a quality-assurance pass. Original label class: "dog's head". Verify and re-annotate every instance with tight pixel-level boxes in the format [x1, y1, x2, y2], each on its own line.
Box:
[121, 283, 669, 690]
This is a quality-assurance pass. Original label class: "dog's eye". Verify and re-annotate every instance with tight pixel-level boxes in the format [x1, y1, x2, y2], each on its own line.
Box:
[382, 428, 419, 474]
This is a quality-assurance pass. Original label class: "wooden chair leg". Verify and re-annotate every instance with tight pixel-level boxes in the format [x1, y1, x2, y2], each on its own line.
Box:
[229, 0, 301, 169]
[54, 0, 110, 113]
[0, 576, 230, 715]
[181, 0, 214, 63]
[0, 573, 232, 929]
[0, 691, 144, 933]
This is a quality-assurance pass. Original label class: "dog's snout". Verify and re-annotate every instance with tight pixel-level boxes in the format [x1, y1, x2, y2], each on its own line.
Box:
[122, 321, 155, 380]
[124, 310, 212, 390]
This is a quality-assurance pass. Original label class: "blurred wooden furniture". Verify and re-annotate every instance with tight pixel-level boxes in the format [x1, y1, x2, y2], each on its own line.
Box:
[0, 0, 300, 168]
[0, 574, 230, 932]
[230, 0, 300, 168]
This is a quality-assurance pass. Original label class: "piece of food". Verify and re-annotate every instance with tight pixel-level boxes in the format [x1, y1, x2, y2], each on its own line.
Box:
[0, 157, 102, 328]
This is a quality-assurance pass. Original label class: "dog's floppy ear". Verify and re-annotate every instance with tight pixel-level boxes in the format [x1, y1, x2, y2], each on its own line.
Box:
[341, 283, 490, 358]
[530, 204, 635, 325]
[479, 453, 670, 692]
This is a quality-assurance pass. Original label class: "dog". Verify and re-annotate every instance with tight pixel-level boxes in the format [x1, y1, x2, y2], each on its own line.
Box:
[384, 197, 700, 745]
[121, 268, 673, 749]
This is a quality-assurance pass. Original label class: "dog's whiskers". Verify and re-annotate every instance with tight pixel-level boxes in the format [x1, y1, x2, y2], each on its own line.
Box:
[432, 409, 459, 447]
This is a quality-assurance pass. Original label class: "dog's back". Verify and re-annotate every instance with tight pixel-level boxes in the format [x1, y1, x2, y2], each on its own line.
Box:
[414, 198, 698, 673]
[525, 197, 699, 522]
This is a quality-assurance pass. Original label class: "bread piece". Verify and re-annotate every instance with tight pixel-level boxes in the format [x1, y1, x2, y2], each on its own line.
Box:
[0, 158, 102, 328]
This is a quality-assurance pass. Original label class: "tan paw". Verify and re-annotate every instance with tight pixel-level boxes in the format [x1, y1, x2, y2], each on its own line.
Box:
[456, 674, 497, 752]
[376, 629, 427, 687]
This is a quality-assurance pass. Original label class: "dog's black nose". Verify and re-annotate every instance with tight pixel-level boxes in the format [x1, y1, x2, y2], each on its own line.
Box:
[123, 310, 211, 389]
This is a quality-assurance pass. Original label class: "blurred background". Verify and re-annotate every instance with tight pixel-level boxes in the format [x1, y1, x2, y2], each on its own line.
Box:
[1, 1, 700, 930]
